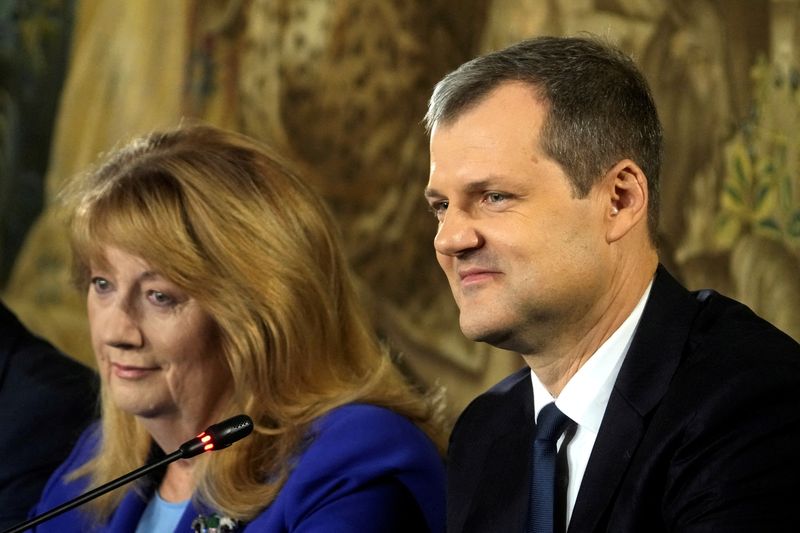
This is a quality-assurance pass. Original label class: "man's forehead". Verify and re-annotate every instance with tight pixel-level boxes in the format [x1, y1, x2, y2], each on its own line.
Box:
[430, 80, 546, 133]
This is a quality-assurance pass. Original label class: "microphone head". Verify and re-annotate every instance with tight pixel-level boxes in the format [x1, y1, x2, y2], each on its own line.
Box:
[179, 414, 254, 459]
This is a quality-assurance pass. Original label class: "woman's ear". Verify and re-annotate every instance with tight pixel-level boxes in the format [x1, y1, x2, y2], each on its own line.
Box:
[605, 159, 649, 243]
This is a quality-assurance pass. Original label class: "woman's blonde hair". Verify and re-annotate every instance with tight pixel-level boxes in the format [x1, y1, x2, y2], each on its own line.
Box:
[65, 124, 444, 521]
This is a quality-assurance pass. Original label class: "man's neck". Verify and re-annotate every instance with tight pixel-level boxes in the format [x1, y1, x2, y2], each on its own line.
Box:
[523, 255, 657, 396]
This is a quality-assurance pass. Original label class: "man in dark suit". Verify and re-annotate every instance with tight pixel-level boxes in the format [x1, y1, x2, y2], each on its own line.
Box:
[423, 36, 800, 532]
[0, 301, 98, 529]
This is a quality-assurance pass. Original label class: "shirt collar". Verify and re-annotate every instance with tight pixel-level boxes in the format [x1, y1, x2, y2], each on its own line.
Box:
[531, 280, 653, 431]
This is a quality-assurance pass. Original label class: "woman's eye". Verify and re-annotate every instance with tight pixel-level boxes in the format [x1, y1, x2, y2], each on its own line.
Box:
[147, 290, 175, 307]
[90, 277, 111, 293]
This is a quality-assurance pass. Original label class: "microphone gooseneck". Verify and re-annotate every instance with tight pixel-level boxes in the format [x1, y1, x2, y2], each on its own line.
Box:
[3, 414, 254, 533]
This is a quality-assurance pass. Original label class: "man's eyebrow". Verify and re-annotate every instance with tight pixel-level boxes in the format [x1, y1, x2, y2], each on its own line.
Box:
[425, 175, 516, 201]
[425, 176, 509, 197]
[463, 178, 501, 194]
[424, 186, 443, 199]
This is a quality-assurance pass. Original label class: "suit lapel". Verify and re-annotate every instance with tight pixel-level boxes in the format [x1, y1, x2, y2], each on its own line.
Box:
[460, 368, 534, 533]
[568, 266, 701, 532]
[107, 487, 149, 533]
[108, 486, 204, 532]
[177, 500, 215, 532]
[0, 304, 24, 376]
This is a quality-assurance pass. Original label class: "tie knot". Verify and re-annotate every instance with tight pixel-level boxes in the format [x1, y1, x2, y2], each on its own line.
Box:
[535, 403, 570, 442]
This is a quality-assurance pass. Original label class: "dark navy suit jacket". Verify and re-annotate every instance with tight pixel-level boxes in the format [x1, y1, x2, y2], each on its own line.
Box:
[30, 403, 445, 532]
[0, 302, 98, 530]
[447, 266, 800, 532]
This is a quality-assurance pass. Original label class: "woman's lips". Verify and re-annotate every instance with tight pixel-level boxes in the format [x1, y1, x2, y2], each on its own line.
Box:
[110, 362, 159, 379]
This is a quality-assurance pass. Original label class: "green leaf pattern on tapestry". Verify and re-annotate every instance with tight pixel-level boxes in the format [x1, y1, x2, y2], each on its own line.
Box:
[716, 57, 800, 253]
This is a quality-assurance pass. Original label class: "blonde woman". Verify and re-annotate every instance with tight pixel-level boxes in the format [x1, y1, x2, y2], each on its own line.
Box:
[31, 125, 445, 532]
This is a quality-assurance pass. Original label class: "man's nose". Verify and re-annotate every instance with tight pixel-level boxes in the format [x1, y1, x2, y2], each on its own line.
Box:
[434, 208, 483, 257]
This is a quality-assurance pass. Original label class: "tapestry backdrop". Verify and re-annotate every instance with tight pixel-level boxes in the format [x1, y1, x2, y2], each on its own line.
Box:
[2, 0, 799, 419]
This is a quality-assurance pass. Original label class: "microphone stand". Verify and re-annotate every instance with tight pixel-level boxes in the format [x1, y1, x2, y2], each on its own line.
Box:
[3, 414, 253, 533]
[3, 450, 182, 533]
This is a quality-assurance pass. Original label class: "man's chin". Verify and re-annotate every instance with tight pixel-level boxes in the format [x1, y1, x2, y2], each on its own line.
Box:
[460, 319, 513, 349]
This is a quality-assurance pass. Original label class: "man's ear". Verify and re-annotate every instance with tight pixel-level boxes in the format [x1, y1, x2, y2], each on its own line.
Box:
[604, 159, 649, 243]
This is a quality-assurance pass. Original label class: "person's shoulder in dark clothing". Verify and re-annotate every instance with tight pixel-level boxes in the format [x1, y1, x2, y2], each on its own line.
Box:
[0, 301, 98, 530]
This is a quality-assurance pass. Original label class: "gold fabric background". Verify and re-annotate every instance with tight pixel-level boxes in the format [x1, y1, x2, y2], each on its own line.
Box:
[4, 0, 799, 419]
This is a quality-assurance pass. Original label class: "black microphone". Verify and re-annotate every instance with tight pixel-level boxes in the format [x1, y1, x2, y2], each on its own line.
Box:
[3, 414, 253, 533]
[178, 414, 254, 458]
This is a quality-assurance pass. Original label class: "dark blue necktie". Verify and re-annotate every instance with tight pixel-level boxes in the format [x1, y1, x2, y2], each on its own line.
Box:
[527, 402, 571, 533]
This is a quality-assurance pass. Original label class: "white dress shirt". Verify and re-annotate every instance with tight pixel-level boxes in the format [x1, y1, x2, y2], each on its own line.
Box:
[530, 281, 652, 527]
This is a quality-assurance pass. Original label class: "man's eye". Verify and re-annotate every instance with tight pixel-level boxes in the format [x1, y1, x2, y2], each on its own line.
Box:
[486, 192, 506, 203]
[429, 201, 448, 220]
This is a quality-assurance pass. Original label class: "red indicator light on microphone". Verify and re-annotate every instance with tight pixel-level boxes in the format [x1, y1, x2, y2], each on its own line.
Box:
[179, 414, 253, 460]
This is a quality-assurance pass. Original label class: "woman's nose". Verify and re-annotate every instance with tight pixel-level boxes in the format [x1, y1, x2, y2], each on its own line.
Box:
[95, 297, 144, 350]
